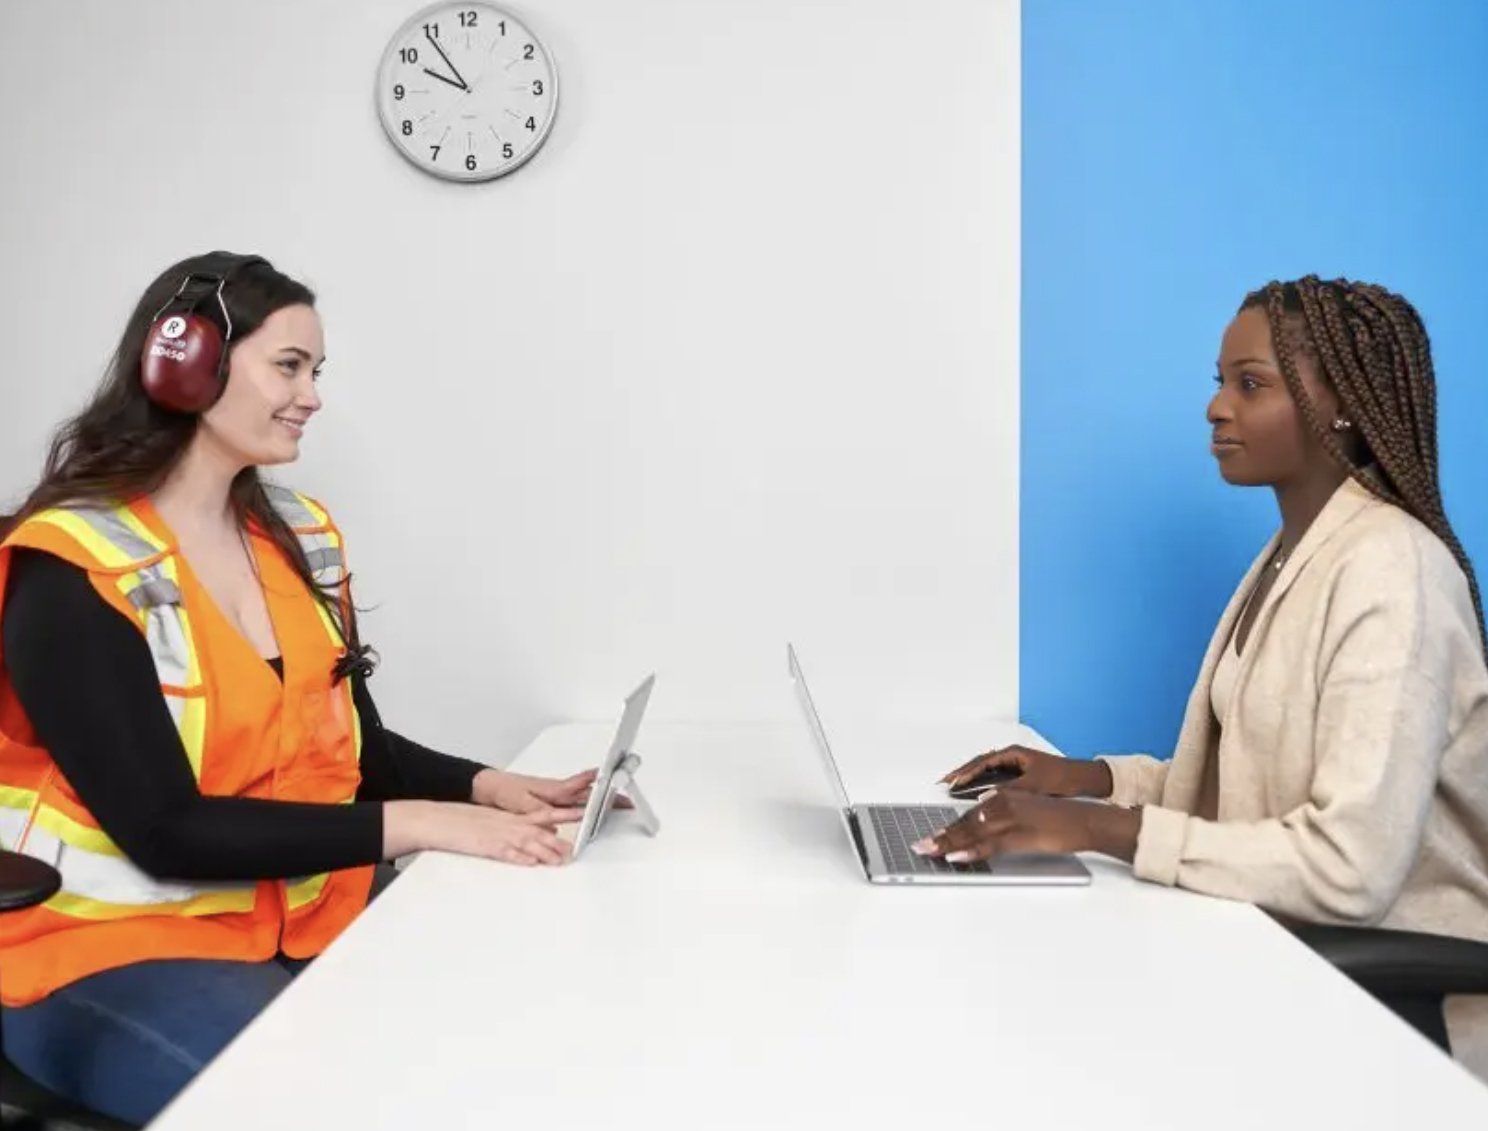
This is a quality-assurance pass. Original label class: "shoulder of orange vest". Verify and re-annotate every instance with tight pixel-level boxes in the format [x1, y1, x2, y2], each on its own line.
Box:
[6, 502, 164, 567]
[261, 484, 334, 534]
[261, 485, 347, 587]
[4, 503, 184, 614]
[6, 490, 346, 594]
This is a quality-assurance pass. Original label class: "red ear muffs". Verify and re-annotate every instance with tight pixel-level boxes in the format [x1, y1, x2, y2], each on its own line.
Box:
[140, 311, 227, 414]
[138, 255, 267, 415]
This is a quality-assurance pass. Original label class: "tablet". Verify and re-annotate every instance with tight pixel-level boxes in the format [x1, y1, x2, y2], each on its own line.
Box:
[570, 674, 656, 859]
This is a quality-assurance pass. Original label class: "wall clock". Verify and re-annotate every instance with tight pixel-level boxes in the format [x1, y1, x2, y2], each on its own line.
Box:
[375, 2, 558, 182]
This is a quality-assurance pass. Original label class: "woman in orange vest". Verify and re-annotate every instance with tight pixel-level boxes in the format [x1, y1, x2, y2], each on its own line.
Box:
[0, 251, 599, 1125]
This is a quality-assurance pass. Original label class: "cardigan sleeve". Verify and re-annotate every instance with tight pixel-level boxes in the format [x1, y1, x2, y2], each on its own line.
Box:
[1130, 526, 1469, 924]
[1095, 754, 1171, 807]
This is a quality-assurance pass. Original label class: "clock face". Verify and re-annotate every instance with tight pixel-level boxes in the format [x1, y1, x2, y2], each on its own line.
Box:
[375, 2, 558, 182]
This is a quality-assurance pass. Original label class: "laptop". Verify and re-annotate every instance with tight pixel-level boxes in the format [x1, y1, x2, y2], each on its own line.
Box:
[787, 644, 1091, 886]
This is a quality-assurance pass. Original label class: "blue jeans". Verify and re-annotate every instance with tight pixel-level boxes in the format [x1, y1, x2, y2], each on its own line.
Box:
[2, 862, 397, 1124]
[3, 953, 310, 1125]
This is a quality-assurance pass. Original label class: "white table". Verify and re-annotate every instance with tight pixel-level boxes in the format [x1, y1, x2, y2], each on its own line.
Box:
[154, 721, 1488, 1129]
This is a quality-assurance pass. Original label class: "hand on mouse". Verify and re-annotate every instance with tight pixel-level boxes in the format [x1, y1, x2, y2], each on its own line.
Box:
[939, 745, 1112, 799]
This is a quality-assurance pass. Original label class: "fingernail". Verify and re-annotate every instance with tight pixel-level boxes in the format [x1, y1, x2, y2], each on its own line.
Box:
[946, 851, 970, 863]
[911, 838, 933, 854]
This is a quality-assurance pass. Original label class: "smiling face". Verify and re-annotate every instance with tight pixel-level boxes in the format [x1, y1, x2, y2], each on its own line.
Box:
[1207, 305, 1351, 487]
[197, 303, 325, 469]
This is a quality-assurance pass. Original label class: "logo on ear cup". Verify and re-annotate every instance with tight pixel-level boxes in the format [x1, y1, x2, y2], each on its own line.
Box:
[161, 316, 188, 340]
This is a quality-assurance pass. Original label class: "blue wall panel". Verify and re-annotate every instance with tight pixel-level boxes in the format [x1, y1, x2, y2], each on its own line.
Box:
[1022, 0, 1488, 758]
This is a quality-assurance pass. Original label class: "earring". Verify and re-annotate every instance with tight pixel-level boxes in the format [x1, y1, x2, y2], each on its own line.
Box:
[1331, 418, 1353, 432]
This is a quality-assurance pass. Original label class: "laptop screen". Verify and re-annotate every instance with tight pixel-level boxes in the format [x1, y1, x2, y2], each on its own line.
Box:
[786, 644, 853, 810]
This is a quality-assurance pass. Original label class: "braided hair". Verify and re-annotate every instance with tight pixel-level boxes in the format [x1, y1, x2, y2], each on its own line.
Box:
[1239, 276, 1484, 654]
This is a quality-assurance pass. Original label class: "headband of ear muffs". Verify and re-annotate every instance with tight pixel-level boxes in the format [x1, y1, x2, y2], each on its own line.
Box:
[139, 255, 269, 414]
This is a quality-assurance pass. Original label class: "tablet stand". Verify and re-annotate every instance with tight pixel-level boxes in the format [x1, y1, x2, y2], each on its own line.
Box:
[588, 751, 661, 843]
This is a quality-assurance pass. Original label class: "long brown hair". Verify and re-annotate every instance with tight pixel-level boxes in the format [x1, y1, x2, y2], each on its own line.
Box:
[1241, 276, 1485, 653]
[2, 250, 369, 666]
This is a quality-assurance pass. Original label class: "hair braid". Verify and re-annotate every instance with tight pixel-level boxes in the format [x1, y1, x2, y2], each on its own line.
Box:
[1241, 276, 1485, 654]
[1308, 285, 1417, 502]
[1342, 293, 1420, 465]
[1365, 287, 1439, 469]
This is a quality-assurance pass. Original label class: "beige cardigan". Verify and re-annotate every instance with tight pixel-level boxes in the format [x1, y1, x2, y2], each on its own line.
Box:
[1099, 475, 1488, 1080]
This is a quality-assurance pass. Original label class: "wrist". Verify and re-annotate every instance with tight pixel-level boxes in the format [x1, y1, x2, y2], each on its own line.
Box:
[1085, 803, 1141, 862]
[470, 768, 505, 806]
[1077, 758, 1114, 799]
[383, 799, 441, 858]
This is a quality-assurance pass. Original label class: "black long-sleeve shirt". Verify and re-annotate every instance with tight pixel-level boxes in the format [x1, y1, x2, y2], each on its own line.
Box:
[1, 549, 486, 881]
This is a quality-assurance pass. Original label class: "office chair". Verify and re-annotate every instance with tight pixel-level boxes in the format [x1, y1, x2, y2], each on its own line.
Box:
[1281, 917, 1488, 1053]
[0, 850, 136, 1130]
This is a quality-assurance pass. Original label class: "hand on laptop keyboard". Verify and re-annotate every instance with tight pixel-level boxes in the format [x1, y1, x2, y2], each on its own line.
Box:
[910, 790, 1139, 865]
[869, 806, 993, 875]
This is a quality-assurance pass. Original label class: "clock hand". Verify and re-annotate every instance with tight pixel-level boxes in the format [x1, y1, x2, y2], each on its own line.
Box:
[423, 67, 469, 93]
[425, 29, 470, 91]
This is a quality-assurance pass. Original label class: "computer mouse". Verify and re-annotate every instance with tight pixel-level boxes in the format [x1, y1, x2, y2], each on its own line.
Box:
[946, 763, 1022, 800]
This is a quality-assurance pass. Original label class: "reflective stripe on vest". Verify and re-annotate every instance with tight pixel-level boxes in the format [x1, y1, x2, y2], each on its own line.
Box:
[0, 799, 256, 918]
[286, 871, 331, 910]
[263, 485, 347, 588]
[32, 507, 209, 771]
[8, 493, 359, 919]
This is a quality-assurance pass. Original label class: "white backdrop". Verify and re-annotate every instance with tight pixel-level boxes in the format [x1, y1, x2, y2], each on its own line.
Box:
[0, 0, 1021, 761]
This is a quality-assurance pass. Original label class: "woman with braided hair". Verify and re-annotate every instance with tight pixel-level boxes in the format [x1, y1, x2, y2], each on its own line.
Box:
[920, 276, 1488, 1078]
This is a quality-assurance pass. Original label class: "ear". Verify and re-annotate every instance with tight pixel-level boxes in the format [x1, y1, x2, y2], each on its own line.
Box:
[1311, 381, 1343, 426]
[1289, 355, 1360, 462]
[1289, 345, 1340, 423]
[1312, 382, 1368, 464]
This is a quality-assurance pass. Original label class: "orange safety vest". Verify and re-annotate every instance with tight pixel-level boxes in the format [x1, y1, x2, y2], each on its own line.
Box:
[0, 487, 373, 1005]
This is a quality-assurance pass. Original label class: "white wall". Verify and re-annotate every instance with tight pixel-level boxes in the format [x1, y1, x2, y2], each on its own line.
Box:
[0, 0, 1020, 760]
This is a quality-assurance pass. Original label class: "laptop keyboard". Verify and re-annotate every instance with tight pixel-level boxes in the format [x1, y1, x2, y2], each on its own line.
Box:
[867, 805, 993, 876]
